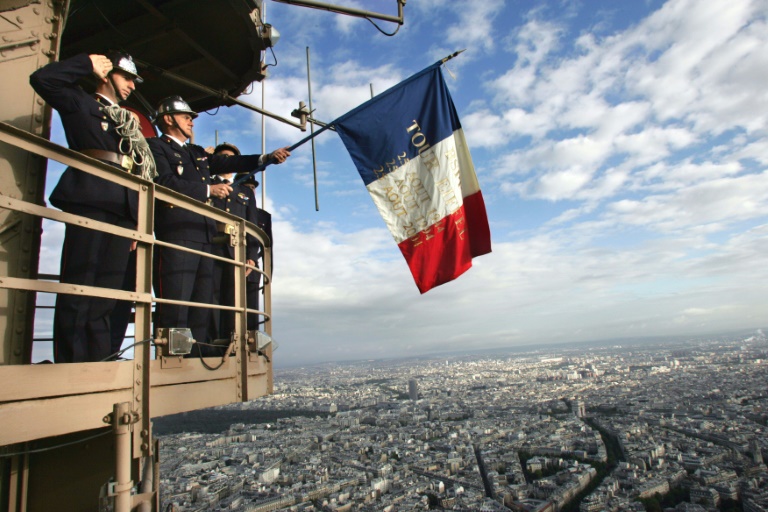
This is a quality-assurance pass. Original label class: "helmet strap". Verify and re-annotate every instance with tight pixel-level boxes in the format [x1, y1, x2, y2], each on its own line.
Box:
[107, 73, 122, 103]
[170, 114, 192, 141]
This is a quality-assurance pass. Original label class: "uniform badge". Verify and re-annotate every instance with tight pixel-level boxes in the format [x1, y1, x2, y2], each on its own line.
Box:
[177, 164, 184, 175]
[238, 193, 248, 201]
[173, 153, 181, 158]
[101, 122, 109, 131]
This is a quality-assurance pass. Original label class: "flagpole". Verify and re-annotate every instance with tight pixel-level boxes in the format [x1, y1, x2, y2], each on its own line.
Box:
[233, 121, 336, 185]
[440, 48, 465, 64]
[234, 49, 466, 186]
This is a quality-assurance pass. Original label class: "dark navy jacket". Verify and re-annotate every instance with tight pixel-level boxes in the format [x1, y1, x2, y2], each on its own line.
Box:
[210, 175, 260, 262]
[148, 136, 262, 244]
[29, 53, 138, 220]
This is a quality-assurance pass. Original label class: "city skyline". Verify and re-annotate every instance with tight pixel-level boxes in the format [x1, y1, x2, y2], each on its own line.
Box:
[157, 334, 768, 511]
[37, 0, 768, 365]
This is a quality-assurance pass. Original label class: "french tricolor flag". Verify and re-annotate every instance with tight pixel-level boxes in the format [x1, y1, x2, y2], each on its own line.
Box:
[334, 61, 492, 293]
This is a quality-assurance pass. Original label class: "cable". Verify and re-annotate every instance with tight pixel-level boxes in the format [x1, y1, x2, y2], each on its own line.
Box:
[264, 46, 278, 68]
[192, 342, 229, 371]
[0, 430, 112, 459]
[365, 16, 401, 36]
[198, 355, 226, 371]
[100, 338, 154, 362]
[194, 341, 229, 348]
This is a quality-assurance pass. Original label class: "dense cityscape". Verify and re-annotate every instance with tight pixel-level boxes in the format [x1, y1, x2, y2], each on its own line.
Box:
[158, 331, 768, 512]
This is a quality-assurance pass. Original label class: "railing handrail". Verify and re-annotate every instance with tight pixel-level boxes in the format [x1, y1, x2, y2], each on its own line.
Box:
[0, 122, 274, 448]
[0, 121, 272, 246]
[0, 120, 272, 325]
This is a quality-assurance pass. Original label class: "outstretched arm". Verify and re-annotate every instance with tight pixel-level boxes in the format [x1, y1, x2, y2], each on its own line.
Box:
[267, 147, 291, 164]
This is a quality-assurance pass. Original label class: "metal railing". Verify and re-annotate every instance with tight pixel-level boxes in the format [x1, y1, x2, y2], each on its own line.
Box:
[0, 119, 274, 447]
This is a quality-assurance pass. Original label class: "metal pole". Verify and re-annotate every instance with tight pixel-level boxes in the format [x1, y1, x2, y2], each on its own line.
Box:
[272, 0, 405, 25]
[307, 47, 319, 211]
[138, 454, 154, 512]
[261, 1, 268, 208]
[134, 59, 306, 131]
[113, 402, 133, 512]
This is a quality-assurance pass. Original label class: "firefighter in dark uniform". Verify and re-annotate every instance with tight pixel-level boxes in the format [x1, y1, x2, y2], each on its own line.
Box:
[29, 51, 153, 362]
[207, 143, 263, 343]
[238, 172, 266, 332]
[148, 96, 289, 356]
[236, 171, 267, 332]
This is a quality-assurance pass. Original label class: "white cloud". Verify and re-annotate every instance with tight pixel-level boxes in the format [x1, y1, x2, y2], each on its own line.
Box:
[443, 0, 505, 53]
[608, 171, 768, 232]
[636, 159, 742, 188]
[734, 139, 768, 165]
[267, 217, 658, 362]
[531, 166, 594, 201]
[477, 0, 767, 216]
[462, 109, 513, 148]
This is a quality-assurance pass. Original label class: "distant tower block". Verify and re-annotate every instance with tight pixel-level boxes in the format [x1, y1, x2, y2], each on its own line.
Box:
[750, 438, 763, 465]
[408, 378, 419, 401]
[574, 400, 586, 418]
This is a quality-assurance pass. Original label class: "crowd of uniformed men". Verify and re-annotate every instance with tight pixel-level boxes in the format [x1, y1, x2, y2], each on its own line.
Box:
[30, 51, 291, 362]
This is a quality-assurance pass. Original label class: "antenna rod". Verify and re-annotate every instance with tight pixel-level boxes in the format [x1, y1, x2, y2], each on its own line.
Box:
[307, 47, 319, 211]
[134, 59, 306, 131]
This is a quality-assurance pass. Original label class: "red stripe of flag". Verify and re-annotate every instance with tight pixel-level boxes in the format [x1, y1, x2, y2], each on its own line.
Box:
[398, 189, 490, 294]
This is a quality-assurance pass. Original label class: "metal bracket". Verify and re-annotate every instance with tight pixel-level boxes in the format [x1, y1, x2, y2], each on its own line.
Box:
[160, 354, 184, 369]
[102, 410, 140, 426]
[130, 491, 156, 509]
[291, 101, 310, 131]
[106, 480, 134, 497]
[228, 224, 240, 248]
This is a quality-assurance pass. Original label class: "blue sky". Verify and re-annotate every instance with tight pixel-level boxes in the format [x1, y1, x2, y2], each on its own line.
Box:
[39, 0, 768, 366]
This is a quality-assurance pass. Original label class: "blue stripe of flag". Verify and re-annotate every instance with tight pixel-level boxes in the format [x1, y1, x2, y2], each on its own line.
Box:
[334, 61, 463, 186]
